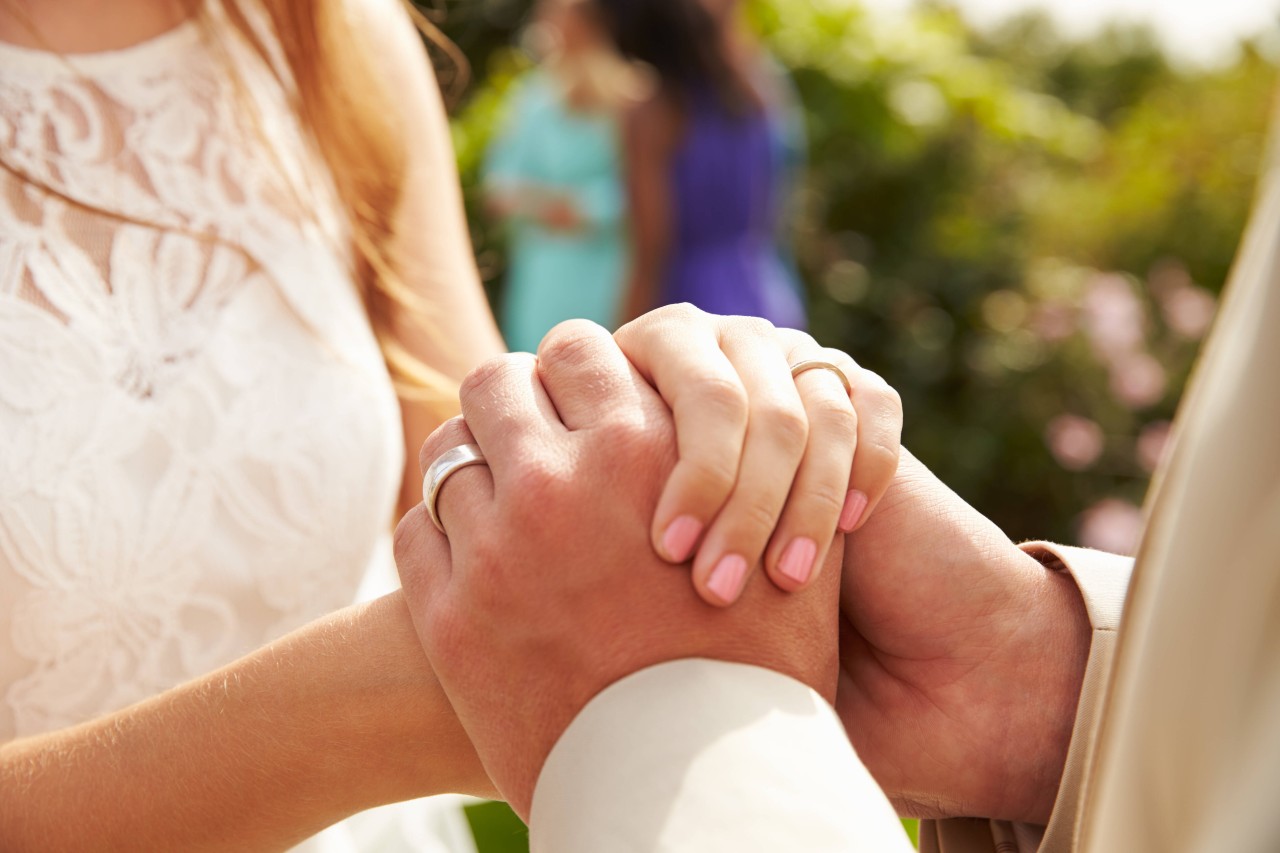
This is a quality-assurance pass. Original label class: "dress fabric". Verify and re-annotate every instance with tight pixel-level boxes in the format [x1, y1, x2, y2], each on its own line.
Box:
[663, 88, 806, 330]
[484, 70, 626, 353]
[0, 6, 472, 851]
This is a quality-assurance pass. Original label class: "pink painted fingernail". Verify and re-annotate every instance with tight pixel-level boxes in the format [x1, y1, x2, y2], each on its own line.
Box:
[707, 554, 748, 603]
[661, 515, 703, 562]
[838, 489, 869, 532]
[779, 537, 817, 585]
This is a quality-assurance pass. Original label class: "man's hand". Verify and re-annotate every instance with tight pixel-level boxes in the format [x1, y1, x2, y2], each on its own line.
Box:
[835, 450, 1092, 824]
[394, 321, 842, 819]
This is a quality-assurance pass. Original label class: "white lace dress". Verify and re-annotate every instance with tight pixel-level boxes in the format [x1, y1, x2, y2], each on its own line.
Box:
[0, 8, 474, 852]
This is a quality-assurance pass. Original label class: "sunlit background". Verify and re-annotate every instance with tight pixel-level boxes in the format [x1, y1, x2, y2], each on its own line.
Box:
[428, 3, 1279, 844]
[864, 0, 1279, 65]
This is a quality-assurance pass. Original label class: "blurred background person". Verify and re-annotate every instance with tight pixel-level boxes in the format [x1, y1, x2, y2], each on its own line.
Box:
[483, 0, 634, 352]
[600, 0, 808, 329]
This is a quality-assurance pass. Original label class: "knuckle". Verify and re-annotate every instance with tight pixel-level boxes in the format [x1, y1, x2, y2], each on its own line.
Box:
[735, 498, 783, 540]
[725, 315, 777, 342]
[694, 374, 750, 423]
[856, 367, 902, 410]
[756, 400, 809, 449]
[655, 302, 705, 324]
[800, 484, 847, 520]
[459, 354, 529, 405]
[538, 321, 605, 368]
[860, 437, 903, 476]
[810, 395, 858, 436]
[776, 328, 816, 351]
[861, 386, 904, 443]
[681, 453, 740, 499]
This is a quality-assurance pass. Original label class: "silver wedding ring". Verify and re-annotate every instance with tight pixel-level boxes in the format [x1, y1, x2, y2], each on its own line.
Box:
[422, 443, 488, 534]
[790, 359, 853, 395]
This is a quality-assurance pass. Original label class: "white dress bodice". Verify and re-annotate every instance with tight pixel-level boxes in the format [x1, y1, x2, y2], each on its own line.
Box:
[0, 7, 474, 851]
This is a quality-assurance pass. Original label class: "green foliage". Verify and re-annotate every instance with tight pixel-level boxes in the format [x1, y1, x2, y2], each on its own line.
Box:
[745, 0, 1274, 542]
[464, 800, 529, 853]
[436, 3, 1274, 846]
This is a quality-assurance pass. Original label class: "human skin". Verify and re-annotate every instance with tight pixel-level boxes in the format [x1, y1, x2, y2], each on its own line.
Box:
[835, 450, 1092, 825]
[395, 321, 848, 819]
[0, 593, 494, 851]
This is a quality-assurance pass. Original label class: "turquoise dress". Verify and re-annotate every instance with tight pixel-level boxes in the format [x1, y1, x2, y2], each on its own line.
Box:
[485, 71, 627, 353]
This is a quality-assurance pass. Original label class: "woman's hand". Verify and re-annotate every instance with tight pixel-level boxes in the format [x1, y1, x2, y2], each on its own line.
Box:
[610, 305, 903, 606]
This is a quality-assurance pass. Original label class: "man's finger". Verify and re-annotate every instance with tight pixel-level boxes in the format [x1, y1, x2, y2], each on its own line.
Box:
[394, 503, 455, 624]
[459, 353, 563, 466]
[418, 418, 495, 558]
[537, 320, 650, 430]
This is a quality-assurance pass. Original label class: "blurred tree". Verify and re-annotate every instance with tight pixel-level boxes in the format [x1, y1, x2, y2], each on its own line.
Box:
[442, 0, 1273, 544]
[425, 1, 1275, 847]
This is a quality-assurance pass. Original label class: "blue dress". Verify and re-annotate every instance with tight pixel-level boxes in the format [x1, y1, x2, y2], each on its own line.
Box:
[485, 71, 627, 353]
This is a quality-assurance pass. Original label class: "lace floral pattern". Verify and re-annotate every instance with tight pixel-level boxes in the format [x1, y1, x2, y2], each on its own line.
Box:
[0, 5, 403, 739]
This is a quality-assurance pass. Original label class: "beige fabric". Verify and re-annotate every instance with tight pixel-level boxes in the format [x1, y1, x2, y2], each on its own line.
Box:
[530, 659, 914, 852]
[921, 546, 1133, 853]
[925, 106, 1280, 853]
[1077, 106, 1280, 853]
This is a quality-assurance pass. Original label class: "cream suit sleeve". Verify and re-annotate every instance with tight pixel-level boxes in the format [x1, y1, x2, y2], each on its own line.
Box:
[919, 543, 1134, 853]
[529, 659, 914, 853]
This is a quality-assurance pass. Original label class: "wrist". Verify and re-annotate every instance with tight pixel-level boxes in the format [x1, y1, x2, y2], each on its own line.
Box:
[991, 546, 1091, 824]
[341, 593, 496, 802]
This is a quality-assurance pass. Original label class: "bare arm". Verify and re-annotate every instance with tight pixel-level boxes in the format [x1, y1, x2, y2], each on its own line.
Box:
[0, 592, 491, 852]
[352, 0, 508, 519]
[618, 95, 679, 325]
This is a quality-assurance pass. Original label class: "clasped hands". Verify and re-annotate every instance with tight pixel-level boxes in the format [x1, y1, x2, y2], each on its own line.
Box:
[395, 306, 1091, 827]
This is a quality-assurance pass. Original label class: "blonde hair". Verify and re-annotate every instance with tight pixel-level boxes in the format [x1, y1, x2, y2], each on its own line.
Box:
[1, 0, 462, 409]
[218, 0, 466, 408]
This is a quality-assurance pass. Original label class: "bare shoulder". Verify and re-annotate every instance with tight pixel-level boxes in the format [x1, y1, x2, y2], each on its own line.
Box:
[339, 0, 436, 89]
[335, 0, 459, 154]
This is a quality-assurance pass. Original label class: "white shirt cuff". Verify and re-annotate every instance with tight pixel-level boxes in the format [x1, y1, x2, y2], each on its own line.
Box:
[529, 658, 913, 852]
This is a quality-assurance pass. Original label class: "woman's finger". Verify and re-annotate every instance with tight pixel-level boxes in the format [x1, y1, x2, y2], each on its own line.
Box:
[688, 319, 809, 606]
[773, 329, 902, 533]
[842, 366, 903, 531]
[614, 305, 749, 565]
[760, 345, 859, 593]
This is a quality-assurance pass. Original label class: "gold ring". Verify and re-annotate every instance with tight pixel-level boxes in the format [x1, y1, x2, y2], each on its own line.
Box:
[789, 359, 853, 395]
[422, 443, 488, 535]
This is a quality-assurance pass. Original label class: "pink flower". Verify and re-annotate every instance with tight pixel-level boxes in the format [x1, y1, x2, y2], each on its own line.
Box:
[1045, 414, 1104, 471]
[1149, 259, 1216, 340]
[1078, 498, 1144, 556]
[1161, 285, 1217, 340]
[1030, 300, 1076, 343]
[1137, 421, 1172, 474]
[1082, 273, 1145, 363]
[1110, 352, 1167, 409]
